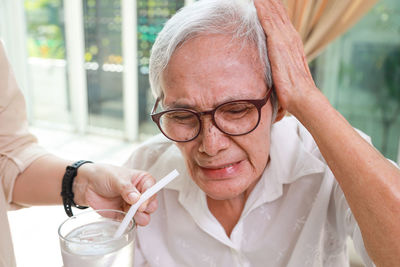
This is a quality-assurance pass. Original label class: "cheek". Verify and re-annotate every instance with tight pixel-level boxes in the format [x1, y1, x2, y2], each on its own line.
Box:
[252, 143, 270, 171]
[245, 111, 272, 169]
[176, 143, 197, 170]
[246, 135, 270, 167]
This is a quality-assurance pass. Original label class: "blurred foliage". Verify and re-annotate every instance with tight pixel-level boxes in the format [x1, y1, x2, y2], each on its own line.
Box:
[24, 0, 184, 129]
[25, 0, 65, 59]
[384, 48, 400, 102]
[81, 0, 183, 125]
[380, 47, 400, 154]
[82, 0, 122, 65]
[24, 0, 183, 62]
[371, 1, 400, 33]
[349, 44, 400, 155]
[137, 0, 183, 75]
[337, 0, 400, 157]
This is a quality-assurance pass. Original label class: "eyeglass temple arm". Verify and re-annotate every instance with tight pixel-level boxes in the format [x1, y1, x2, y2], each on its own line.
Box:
[151, 98, 161, 114]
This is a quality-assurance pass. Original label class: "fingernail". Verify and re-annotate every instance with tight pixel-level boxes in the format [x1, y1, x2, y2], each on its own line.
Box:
[143, 179, 153, 189]
[128, 192, 140, 203]
[138, 203, 148, 212]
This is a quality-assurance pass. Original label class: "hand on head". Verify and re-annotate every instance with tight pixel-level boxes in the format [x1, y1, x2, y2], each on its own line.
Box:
[254, 0, 319, 115]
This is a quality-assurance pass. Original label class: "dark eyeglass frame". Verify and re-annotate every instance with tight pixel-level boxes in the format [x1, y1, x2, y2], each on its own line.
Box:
[151, 88, 273, 142]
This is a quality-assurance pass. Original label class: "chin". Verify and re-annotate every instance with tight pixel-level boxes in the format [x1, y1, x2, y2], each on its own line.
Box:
[200, 181, 247, 201]
[205, 192, 239, 201]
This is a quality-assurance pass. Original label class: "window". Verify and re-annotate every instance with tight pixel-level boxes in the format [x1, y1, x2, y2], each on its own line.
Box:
[313, 0, 400, 161]
[21, 0, 184, 140]
[83, 0, 124, 130]
[137, 0, 185, 137]
[25, 0, 71, 126]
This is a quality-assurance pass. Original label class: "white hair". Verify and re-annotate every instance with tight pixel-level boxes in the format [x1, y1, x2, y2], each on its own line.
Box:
[149, 0, 277, 114]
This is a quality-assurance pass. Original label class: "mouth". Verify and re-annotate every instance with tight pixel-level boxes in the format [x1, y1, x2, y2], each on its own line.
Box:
[198, 160, 243, 179]
[201, 162, 237, 170]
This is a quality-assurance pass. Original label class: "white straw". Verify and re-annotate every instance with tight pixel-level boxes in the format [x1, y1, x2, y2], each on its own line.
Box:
[113, 169, 179, 238]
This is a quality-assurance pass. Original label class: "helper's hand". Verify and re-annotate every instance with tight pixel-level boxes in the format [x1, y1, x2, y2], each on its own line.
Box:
[254, 0, 320, 115]
[73, 163, 157, 226]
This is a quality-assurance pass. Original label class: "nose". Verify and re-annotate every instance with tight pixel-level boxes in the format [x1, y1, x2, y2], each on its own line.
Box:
[198, 117, 230, 156]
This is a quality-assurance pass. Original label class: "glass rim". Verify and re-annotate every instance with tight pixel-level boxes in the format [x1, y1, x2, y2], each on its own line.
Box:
[58, 209, 136, 245]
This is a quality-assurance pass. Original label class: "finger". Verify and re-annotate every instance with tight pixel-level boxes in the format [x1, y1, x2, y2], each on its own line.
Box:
[130, 172, 156, 211]
[254, 0, 297, 36]
[145, 198, 158, 214]
[254, 0, 287, 28]
[134, 211, 151, 226]
[135, 173, 156, 192]
[137, 194, 157, 212]
[114, 181, 141, 205]
[269, 0, 291, 25]
[122, 186, 141, 205]
[121, 171, 155, 205]
[138, 197, 158, 213]
[254, 0, 280, 32]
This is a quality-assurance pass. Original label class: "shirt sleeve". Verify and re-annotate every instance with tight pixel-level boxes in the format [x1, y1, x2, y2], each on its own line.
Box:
[0, 41, 48, 210]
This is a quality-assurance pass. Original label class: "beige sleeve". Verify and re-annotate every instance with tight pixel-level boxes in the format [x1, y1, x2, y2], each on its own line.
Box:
[0, 41, 48, 210]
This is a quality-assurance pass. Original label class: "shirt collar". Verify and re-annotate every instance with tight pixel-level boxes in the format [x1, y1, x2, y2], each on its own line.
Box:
[245, 117, 326, 210]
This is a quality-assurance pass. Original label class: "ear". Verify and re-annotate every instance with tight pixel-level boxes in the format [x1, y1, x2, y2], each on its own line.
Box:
[273, 105, 287, 123]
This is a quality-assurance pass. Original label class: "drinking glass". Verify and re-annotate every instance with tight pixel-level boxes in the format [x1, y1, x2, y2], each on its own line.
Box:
[58, 209, 135, 267]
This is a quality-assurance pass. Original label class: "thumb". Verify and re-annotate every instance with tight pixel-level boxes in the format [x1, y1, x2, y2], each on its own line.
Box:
[124, 187, 141, 205]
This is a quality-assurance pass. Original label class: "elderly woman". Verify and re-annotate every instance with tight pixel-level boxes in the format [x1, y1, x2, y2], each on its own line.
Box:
[125, 0, 400, 266]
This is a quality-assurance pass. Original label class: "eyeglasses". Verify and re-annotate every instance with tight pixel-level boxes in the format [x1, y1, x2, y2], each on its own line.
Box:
[151, 89, 273, 142]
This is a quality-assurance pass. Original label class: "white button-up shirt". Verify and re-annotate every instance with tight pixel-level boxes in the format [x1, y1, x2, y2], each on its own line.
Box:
[124, 117, 375, 267]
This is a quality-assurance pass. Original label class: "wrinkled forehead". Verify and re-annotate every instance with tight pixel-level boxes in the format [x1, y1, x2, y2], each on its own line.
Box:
[160, 34, 266, 104]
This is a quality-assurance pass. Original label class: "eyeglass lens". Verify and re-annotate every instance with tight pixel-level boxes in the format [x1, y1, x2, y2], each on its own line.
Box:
[159, 101, 260, 142]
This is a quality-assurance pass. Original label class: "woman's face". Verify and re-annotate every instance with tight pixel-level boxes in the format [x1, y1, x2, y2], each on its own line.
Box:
[161, 34, 274, 200]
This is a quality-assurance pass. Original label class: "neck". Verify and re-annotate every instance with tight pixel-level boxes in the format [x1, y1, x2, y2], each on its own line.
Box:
[207, 194, 247, 237]
[206, 172, 264, 236]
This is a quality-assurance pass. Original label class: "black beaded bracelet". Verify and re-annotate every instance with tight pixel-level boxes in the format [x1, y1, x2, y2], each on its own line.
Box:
[61, 160, 93, 217]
